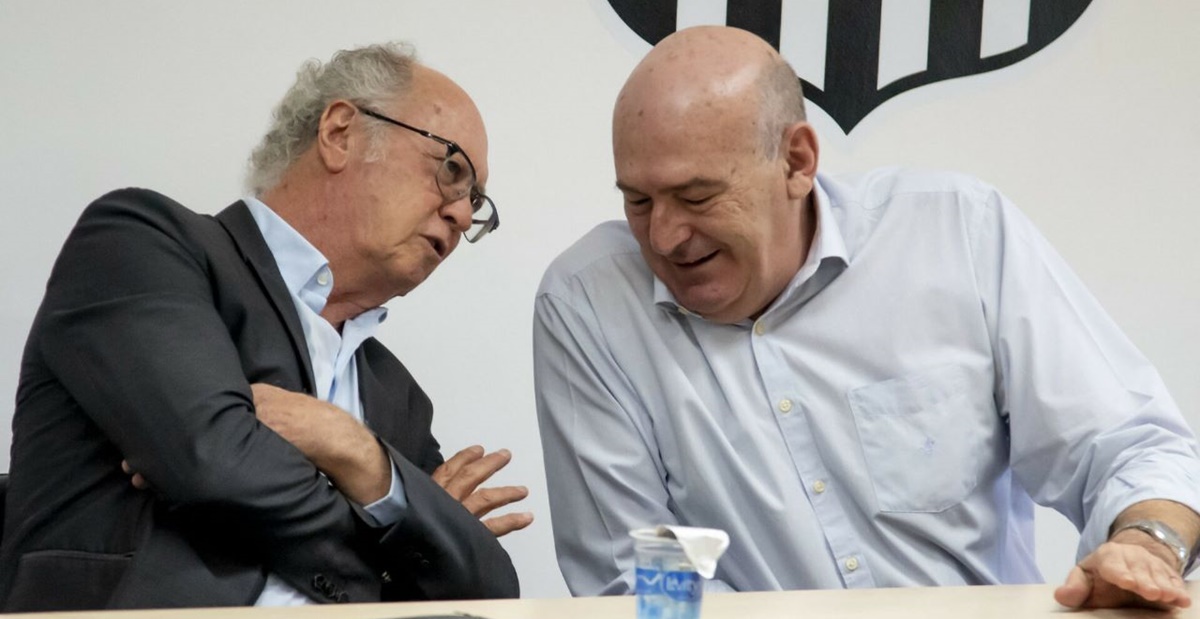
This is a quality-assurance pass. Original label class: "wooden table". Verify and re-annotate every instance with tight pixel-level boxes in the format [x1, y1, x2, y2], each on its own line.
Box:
[12, 583, 1194, 618]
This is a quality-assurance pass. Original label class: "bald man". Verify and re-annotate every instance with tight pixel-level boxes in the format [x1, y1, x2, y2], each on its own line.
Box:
[2, 43, 527, 610]
[534, 26, 1200, 609]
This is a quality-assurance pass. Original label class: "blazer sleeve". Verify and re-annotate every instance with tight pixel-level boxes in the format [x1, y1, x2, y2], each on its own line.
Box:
[367, 445, 520, 600]
[35, 190, 378, 601]
[353, 341, 519, 600]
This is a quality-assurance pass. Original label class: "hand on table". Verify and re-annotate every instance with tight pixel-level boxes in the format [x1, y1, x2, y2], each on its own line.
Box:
[432, 445, 533, 537]
[1054, 529, 1191, 610]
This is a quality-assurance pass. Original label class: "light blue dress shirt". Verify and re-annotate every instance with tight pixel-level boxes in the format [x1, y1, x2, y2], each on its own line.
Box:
[534, 167, 1200, 596]
[245, 197, 406, 605]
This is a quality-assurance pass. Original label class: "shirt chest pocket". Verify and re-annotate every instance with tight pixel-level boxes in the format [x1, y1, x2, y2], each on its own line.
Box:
[847, 365, 988, 513]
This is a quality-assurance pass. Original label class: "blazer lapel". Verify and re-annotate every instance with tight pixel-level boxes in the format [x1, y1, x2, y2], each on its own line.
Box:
[214, 201, 316, 395]
[356, 347, 401, 449]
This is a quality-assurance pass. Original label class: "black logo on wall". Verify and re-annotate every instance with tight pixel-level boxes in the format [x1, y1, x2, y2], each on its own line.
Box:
[606, 0, 1094, 133]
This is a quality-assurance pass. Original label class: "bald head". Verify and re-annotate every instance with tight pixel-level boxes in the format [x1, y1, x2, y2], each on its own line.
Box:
[615, 26, 805, 159]
[612, 26, 820, 324]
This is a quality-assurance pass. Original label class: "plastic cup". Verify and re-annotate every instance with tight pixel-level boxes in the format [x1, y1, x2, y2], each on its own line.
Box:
[631, 529, 703, 619]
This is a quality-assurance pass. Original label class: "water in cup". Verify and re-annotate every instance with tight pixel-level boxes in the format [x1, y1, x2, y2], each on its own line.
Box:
[632, 531, 704, 619]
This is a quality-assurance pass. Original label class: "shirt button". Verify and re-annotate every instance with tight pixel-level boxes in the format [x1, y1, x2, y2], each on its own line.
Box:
[317, 269, 330, 286]
[778, 399, 793, 414]
[845, 557, 860, 571]
[753, 321, 765, 336]
[812, 480, 826, 494]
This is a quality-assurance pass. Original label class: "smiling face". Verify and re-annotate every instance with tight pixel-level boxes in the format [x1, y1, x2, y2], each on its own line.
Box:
[614, 27, 817, 324]
[340, 66, 489, 300]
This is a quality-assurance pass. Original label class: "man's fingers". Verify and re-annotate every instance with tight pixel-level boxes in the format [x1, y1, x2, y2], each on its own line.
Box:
[462, 485, 530, 518]
[1063, 541, 1190, 610]
[1162, 569, 1191, 607]
[1054, 565, 1093, 608]
[483, 511, 535, 537]
[249, 383, 278, 411]
[1127, 559, 1162, 601]
[431, 445, 485, 489]
[441, 449, 512, 499]
[1093, 549, 1136, 591]
[250, 382, 282, 400]
[1134, 557, 1189, 607]
[122, 460, 151, 491]
[1094, 544, 1187, 607]
[431, 447, 530, 534]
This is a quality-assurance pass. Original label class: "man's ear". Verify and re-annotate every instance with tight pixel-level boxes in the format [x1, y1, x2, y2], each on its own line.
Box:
[782, 122, 819, 200]
[316, 100, 359, 174]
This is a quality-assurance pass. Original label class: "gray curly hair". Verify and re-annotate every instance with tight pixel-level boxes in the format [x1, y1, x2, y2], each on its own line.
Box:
[245, 42, 418, 196]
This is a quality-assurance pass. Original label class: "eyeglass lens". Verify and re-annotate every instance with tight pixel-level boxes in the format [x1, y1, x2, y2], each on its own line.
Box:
[466, 195, 496, 242]
[436, 152, 497, 242]
[435, 149, 474, 203]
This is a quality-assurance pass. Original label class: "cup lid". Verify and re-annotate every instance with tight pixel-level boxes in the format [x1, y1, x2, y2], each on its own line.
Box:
[629, 525, 730, 578]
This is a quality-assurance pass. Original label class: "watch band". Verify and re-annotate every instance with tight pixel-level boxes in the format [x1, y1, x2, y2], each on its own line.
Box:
[1113, 519, 1194, 575]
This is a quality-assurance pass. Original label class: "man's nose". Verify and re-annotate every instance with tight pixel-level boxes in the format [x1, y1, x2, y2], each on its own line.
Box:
[647, 203, 690, 256]
[441, 193, 474, 234]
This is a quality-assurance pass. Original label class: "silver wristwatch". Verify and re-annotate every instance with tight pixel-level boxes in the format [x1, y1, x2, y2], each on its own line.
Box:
[1113, 519, 1195, 575]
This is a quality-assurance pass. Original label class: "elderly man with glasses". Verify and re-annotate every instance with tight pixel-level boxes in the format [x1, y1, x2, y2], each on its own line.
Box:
[0, 42, 525, 611]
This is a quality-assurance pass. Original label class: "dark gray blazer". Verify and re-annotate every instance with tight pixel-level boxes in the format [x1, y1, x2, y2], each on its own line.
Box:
[0, 188, 518, 610]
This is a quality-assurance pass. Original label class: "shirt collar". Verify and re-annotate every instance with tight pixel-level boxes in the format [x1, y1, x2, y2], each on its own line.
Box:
[243, 196, 333, 316]
[652, 175, 849, 317]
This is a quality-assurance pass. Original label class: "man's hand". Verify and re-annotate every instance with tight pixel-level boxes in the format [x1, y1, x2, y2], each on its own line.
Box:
[250, 383, 390, 505]
[432, 445, 533, 537]
[1055, 529, 1191, 610]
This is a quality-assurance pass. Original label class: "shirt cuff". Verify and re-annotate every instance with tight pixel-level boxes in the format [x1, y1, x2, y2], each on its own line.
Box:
[1079, 466, 1200, 561]
[360, 457, 407, 527]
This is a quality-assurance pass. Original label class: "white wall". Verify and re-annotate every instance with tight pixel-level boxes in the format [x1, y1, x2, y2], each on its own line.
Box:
[0, 0, 1196, 598]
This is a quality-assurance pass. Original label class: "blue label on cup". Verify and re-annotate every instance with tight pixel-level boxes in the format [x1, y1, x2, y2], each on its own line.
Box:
[636, 567, 701, 601]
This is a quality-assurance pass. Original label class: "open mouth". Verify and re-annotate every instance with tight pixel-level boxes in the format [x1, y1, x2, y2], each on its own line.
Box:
[424, 236, 447, 259]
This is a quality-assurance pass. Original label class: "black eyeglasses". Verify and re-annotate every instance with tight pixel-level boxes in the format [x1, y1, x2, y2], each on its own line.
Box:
[359, 107, 499, 243]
